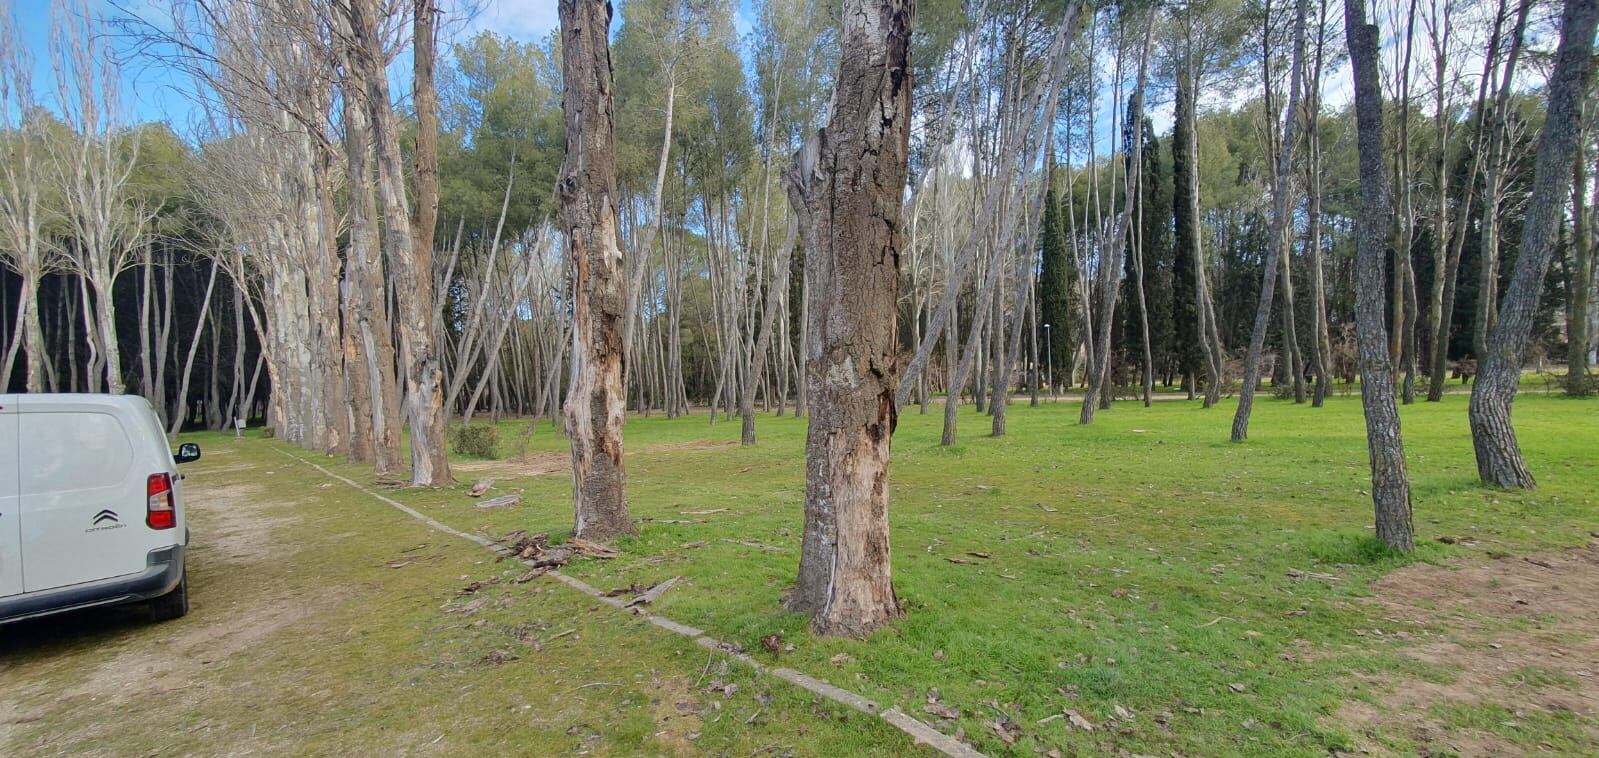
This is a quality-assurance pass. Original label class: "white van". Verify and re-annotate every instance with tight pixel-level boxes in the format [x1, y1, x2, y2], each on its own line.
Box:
[0, 393, 199, 624]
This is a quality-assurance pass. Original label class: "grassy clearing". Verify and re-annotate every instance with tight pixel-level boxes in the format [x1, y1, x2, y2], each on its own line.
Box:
[0, 441, 914, 756]
[269, 391, 1599, 756]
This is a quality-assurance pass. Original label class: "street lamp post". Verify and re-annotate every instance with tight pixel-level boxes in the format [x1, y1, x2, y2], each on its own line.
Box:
[1044, 323, 1053, 402]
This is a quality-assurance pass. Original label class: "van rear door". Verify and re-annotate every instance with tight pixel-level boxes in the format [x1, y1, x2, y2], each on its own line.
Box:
[18, 398, 147, 591]
[0, 395, 21, 598]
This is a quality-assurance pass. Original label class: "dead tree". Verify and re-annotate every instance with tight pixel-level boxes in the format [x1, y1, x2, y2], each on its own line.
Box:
[0, 11, 52, 392]
[557, 0, 634, 541]
[788, 0, 913, 637]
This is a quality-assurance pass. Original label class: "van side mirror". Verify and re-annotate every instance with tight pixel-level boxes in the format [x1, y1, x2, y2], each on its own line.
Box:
[175, 443, 202, 464]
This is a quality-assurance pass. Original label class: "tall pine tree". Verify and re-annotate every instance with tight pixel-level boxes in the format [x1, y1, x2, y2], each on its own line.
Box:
[1039, 164, 1073, 390]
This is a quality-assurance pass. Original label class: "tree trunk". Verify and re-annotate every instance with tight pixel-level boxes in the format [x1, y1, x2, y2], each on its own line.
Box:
[1232, 0, 1309, 441]
[623, 79, 677, 358]
[405, 0, 450, 484]
[1345, 0, 1414, 552]
[1175, 58, 1224, 407]
[892, 1, 1084, 407]
[787, 0, 913, 638]
[1082, 19, 1154, 425]
[342, 258, 375, 462]
[350, 0, 450, 485]
[206, 302, 222, 429]
[1307, 81, 1332, 407]
[1280, 225, 1306, 404]
[1, 267, 44, 393]
[336, 30, 403, 476]
[1470, 0, 1599, 488]
[741, 148, 806, 446]
[169, 258, 219, 438]
[135, 244, 154, 399]
[557, 0, 634, 541]
[226, 276, 246, 425]
[155, 250, 174, 421]
[993, 187, 1047, 436]
[1566, 142, 1594, 394]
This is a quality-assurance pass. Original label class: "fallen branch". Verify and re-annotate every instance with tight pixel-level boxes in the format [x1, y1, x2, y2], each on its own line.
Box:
[1286, 568, 1341, 583]
[476, 493, 521, 509]
[626, 576, 682, 608]
[721, 538, 786, 552]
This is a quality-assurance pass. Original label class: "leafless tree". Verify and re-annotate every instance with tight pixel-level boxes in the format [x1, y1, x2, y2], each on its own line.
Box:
[557, 0, 634, 541]
[49, 0, 154, 396]
[787, 0, 913, 637]
[0, 2, 56, 392]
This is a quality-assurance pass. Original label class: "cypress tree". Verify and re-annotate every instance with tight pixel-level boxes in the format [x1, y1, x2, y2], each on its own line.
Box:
[1039, 165, 1073, 389]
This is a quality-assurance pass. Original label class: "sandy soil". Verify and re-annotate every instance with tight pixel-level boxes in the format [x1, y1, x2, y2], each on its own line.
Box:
[1332, 541, 1599, 755]
[0, 449, 338, 754]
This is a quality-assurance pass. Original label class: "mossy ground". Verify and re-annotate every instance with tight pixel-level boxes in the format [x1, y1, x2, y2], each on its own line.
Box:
[0, 441, 911, 756]
[3, 390, 1596, 755]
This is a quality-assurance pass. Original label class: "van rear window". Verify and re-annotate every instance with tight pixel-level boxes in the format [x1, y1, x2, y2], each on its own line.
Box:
[19, 412, 133, 494]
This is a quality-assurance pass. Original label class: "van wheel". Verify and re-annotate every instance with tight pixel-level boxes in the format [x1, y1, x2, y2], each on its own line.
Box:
[148, 575, 189, 621]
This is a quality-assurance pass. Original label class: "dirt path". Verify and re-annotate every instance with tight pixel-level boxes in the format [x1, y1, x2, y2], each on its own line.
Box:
[0, 440, 915, 756]
[0, 455, 313, 736]
[1332, 542, 1599, 755]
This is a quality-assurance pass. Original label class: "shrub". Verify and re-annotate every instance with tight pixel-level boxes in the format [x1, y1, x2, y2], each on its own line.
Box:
[260, 426, 275, 439]
[451, 424, 500, 459]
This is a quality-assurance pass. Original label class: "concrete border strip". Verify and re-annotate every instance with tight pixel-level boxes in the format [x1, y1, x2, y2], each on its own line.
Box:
[271, 447, 985, 758]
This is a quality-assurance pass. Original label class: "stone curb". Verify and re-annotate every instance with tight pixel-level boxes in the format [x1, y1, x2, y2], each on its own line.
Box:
[273, 447, 986, 758]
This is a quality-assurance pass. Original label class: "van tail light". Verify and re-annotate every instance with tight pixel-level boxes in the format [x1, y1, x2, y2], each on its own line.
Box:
[147, 473, 176, 529]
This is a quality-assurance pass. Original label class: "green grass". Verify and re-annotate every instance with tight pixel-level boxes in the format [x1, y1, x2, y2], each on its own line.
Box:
[0, 441, 914, 756]
[270, 389, 1599, 756]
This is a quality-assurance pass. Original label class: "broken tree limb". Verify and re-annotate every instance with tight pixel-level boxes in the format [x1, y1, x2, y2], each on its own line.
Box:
[626, 576, 682, 608]
[475, 493, 521, 509]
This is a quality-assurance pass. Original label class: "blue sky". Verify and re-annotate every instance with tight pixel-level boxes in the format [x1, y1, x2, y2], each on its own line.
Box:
[9, 0, 1518, 165]
[7, 0, 768, 134]
[8, 0, 573, 134]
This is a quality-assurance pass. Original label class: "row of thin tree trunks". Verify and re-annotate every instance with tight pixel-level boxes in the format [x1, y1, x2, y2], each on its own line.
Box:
[0, 263, 261, 430]
[13, 0, 1593, 510]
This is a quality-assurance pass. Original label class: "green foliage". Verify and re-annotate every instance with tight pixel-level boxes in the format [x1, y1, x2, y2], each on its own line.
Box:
[1038, 167, 1074, 388]
[1171, 74, 1205, 383]
[438, 31, 564, 232]
[1120, 116, 1176, 382]
[450, 423, 501, 459]
[126, 123, 197, 228]
[335, 393, 1599, 757]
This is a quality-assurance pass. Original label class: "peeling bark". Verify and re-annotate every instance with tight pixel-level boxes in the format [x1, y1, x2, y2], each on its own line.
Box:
[788, 0, 914, 638]
[558, 0, 634, 541]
